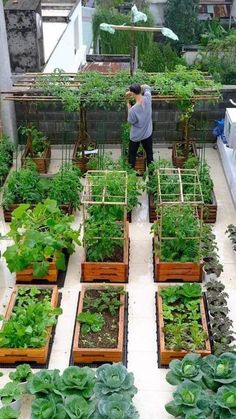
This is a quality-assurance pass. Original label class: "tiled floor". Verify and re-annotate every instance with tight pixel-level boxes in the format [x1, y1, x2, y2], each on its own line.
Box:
[0, 146, 235, 418]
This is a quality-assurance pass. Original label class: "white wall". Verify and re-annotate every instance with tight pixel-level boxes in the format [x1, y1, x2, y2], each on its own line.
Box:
[149, 0, 166, 25]
[44, 0, 86, 72]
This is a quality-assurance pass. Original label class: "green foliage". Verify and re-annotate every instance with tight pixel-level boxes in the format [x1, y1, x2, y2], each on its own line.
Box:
[19, 125, 49, 156]
[166, 354, 203, 386]
[97, 393, 139, 418]
[93, 8, 153, 58]
[152, 205, 200, 262]
[0, 406, 20, 419]
[213, 385, 236, 418]
[48, 164, 82, 209]
[0, 135, 14, 184]
[83, 286, 124, 317]
[9, 364, 33, 383]
[141, 42, 186, 73]
[165, 0, 200, 46]
[27, 364, 139, 418]
[0, 382, 23, 405]
[3, 199, 81, 277]
[94, 363, 138, 399]
[200, 18, 227, 47]
[200, 352, 236, 391]
[165, 380, 212, 418]
[77, 312, 105, 334]
[197, 30, 236, 84]
[201, 224, 223, 277]
[0, 288, 62, 349]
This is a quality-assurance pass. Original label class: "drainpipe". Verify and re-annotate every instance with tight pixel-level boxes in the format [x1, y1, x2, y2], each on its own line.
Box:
[0, 1, 17, 142]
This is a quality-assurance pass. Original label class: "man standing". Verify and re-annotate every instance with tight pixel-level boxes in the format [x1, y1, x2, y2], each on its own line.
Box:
[126, 83, 153, 168]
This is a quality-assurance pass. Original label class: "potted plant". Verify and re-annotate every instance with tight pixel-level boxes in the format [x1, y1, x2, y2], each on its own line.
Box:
[152, 204, 203, 282]
[72, 138, 97, 173]
[0, 135, 14, 187]
[73, 285, 126, 363]
[157, 283, 211, 366]
[0, 406, 20, 419]
[9, 364, 33, 391]
[20, 125, 51, 173]
[0, 383, 23, 411]
[0, 285, 62, 364]
[3, 199, 81, 282]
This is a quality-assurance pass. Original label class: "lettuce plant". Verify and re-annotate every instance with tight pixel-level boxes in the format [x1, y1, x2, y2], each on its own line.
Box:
[96, 393, 139, 418]
[58, 366, 95, 398]
[213, 385, 236, 418]
[27, 370, 61, 395]
[165, 380, 213, 418]
[200, 352, 236, 391]
[0, 406, 20, 419]
[94, 363, 137, 399]
[9, 363, 32, 384]
[64, 394, 96, 418]
[166, 354, 203, 386]
[31, 395, 59, 419]
[0, 382, 23, 405]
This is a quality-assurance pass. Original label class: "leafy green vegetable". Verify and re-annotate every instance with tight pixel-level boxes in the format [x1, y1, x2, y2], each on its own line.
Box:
[94, 363, 137, 399]
[58, 366, 95, 398]
[200, 352, 236, 391]
[97, 393, 139, 418]
[0, 406, 20, 419]
[166, 354, 203, 386]
[213, 385, 236, 418]
[64, 394, 96, 418]
[0, 135, 14, 185]
[165, 380, 212, 418]
[31, 395, 58, 419]
[27, 370, 61, 395]
[3, 199, 81, 277]
[77, 312, 105, 334]
[0, 382, 23, 405]
[9, 364, 32, 383]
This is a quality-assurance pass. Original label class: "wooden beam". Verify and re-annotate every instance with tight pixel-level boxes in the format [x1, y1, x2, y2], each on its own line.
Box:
[86, 54, 131, 63]
[110, 25, 163, 32]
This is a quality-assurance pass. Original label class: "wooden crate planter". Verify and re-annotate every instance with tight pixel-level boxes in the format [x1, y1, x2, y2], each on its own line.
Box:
[81, 222, 129, 283]
[21, 145, 51, 174]
[148, 193, 157, 223]
[16, 259, 58, 283]
[157, 286, 211, 366]
[73, 285, 125, 364]
[198, 191, 217, 224]
[0, 285, 59, 364]
[135, 154, 146, 175]
[153, 238, 203, 282]
[172, 141, 198, 168]
[3, 203, 73, 222]
[72, 141, 94, 173]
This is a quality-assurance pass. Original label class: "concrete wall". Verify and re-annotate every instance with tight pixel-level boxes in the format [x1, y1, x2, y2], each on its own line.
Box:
[44, 0, 86, 72]
[149, 0, 166, 25]
[14, 87, 236, 145]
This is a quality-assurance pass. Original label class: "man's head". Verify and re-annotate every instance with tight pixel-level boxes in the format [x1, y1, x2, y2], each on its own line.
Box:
[129, 83, 141, 96]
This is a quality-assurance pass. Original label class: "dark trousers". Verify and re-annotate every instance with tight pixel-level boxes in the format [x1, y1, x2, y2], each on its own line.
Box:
[128, 134, 154, 168]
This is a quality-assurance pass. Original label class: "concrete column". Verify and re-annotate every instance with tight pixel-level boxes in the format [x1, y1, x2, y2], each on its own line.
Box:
[0, 1, 17, 142]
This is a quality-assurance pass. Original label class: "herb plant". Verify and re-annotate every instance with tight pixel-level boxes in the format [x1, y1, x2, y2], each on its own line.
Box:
[3, 199, 81, 277]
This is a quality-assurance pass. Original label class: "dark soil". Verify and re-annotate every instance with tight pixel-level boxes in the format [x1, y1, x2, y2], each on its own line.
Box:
[78, 289, 120, 349]
[103, 246, 123, 262]
[14, 288, 52, 308]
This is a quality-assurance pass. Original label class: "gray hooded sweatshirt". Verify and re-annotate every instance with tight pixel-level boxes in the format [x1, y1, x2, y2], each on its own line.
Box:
[127, 85, 152, 142]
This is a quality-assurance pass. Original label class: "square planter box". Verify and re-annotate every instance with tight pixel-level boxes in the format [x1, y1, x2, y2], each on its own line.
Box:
[16, 259, 58, 283]
[135, 154, 146, 175]
[0, 285, 59, 364]
[81, 222, 129, 283]
[172, 141, 198, 168]
[3, 203, 73, 223]
[21, 145, 51, 174]
[72, 141, 94, 173]
[157, 285, 211, 366]
[72, 284, 125, 364]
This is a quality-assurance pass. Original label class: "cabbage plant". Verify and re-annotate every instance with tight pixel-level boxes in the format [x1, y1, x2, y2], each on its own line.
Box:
[200, 352, 236, 391]
[31, 394, 66, 419]
[165, 380, 213, 418]
[57, 366, 95, 398]
[96, 394, 139, 419]
[64, 394, 96, 418]
[166, 354, 203, 386]
[27, 370, 61, 395]
[213, 385, 236, 418]
[94, 363, 137, 399]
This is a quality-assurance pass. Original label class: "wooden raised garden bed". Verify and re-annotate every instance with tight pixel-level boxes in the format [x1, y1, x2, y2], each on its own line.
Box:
[72, 141, 95, 173]
[3, 203, 73, 223]
[149, 192, 217, 224]
[16, 259, 58, 283]
[21, 145, 51, 174]
[72, 284, 125, 364]
[0, 285, 59, 364]
[81, 222, 129, 283]
[157, 285, 211, 366]
[135, 153, 146, 175]
[172, 141, 197, 168]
